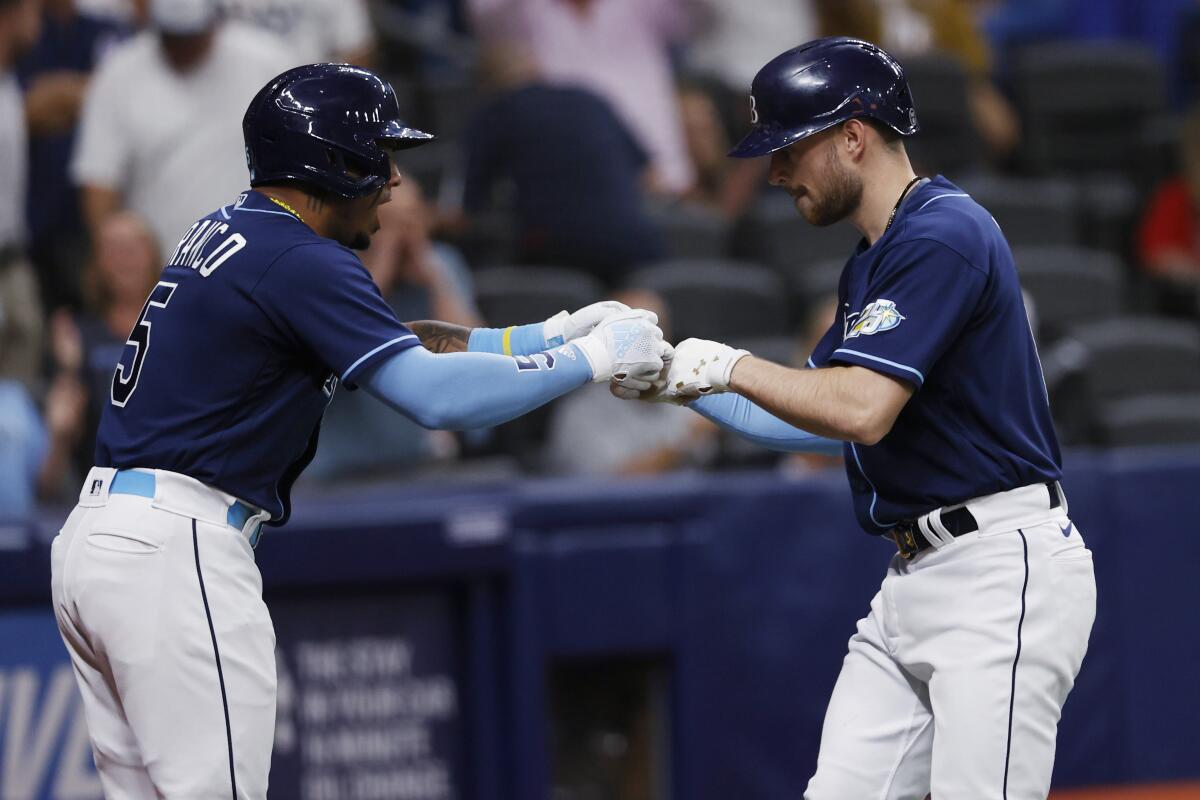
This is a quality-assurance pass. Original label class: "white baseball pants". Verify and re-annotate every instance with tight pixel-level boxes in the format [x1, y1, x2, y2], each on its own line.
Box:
[50, 468, 276, 799]
[806, 483, 1097, 800]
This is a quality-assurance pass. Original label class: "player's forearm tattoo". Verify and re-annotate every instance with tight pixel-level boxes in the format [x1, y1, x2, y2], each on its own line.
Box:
[406, 320, 472, 353]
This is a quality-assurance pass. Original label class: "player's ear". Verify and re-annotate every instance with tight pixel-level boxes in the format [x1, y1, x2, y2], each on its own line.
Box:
[840, 119, 868, 159]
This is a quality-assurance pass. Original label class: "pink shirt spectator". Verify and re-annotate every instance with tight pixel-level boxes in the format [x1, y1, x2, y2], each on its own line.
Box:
[470, 0, 695, 194]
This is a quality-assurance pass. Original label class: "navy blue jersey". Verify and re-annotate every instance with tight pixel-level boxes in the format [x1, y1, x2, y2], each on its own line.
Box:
[95, 190, 421, 524]
[807, 176, 1062, 533]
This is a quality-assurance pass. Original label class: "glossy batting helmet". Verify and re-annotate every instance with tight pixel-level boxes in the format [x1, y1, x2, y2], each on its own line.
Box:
[729, 37, 919, 159]
[243, 63, 434, 199]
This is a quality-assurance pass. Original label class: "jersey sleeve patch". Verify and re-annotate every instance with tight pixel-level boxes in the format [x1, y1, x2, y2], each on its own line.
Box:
[845, 299, 905, 339]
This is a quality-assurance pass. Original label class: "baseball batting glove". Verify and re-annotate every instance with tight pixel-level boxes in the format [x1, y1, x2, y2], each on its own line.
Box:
[572, 309, 670, 384]
[542, 300, 631, 348]
[658, 337, 750, 401]
[609, 347, 673, 401]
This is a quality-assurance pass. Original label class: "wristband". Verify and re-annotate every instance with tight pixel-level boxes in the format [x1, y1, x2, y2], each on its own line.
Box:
[467, 322, 547, 356]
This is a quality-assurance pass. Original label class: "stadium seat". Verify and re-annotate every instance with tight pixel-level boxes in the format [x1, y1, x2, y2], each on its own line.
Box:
[957, 176, 1080, 247]
[773, 257, 843, 330]
[1013, 42, 1166, 175]
[473, 266, 606, 328]
[649, 201, 731, 259]
[1042, 316, 1200, 444]
[731, 192, 862, 273]
[626, 259, 789, 341]
[1010, 247, 1125, 341]
[900, 52, 983, 176]
[1098, 393, 1200, 447]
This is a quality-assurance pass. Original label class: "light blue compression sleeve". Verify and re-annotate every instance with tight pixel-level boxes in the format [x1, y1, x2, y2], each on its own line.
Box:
[467, 322, 547, 356]
[690, 393, 844, 455]
[361, 343, 590, 430]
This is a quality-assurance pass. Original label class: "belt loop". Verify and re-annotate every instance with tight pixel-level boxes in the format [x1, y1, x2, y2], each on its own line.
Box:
[1054, 480, 1068, 515]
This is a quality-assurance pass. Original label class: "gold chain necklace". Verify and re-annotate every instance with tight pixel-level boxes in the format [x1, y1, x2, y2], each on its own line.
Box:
[267, 195, 305, 223]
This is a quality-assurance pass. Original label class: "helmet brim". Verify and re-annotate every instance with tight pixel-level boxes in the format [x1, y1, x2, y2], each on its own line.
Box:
[727, 120, 839, 159]
[379, 122, 436, 150]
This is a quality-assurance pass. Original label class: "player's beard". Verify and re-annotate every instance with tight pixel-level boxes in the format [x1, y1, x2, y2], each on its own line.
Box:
[805, 144, 862, 227]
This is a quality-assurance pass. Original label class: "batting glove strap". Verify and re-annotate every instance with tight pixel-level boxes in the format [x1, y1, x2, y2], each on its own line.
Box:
[572, 334, 613, 382]
[543, 300, 631, 348]
[666, 338, 750, 397]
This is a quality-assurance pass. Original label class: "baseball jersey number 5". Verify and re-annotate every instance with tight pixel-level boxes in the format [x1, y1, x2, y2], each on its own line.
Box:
[111, 280, 178, 408]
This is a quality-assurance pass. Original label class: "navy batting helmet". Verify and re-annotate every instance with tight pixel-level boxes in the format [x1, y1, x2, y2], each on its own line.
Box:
[729, 37, 919, 159]
[243, 63, 434, 199]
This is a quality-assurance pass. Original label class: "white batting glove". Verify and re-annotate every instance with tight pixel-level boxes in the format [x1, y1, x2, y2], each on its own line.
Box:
[659, 338, 750, 400]
[572, 309, 669, 383]
[543, 300, 631, 348]
[610, 346, 674, 401]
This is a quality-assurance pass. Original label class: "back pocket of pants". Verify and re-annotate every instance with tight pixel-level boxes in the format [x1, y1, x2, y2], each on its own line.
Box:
[87, 530, 161, 554]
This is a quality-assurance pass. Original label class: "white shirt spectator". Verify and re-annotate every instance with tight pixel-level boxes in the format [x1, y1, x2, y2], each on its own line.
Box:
[470, 0, 695, 194]
[71, 23, 293, 250]
[546, 383, 712, 476]
[0, 73, 26, 247]
[686, 0, 818, 91]
[221, 0, 372, 63]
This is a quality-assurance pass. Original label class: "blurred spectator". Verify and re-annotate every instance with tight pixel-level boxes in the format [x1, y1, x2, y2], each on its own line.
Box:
[17, 0, 126, 311]
[0, 377, 46, 517]
[75, 0, 147, 24]
[676, 81, 765, 219]
[1, 0, 45, 392]
[461, 44, 664, 283]
[817, 0, 1022, 162]
[978, 0, 1071, 79]
[684, 0, 818, 93]
[220, 0, 374, 65]
[71, 0, 291, 252]
[37, 307, 88, 499]
[48, 211, 161, 478]
[305, 177, 483, 483]
[1137, 108, 1200, 315]
[545, 289, 717, 477]
[468, 0, 695, 195]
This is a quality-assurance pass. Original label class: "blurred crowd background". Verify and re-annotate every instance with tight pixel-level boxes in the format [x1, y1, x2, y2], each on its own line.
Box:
[2, 0, 1200, 518]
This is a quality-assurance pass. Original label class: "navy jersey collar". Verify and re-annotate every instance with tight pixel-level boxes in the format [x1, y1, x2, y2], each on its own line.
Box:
[854, 174, 954, 256]
[233, 190, 308, 224]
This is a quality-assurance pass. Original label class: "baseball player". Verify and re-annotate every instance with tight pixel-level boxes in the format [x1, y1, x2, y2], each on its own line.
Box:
[49, 63, 669, 798]
[637, 38, 1097, 798]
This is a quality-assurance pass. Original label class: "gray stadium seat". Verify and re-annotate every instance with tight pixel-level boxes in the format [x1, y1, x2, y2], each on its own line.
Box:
[1042, 316, 1200, 444]
[648, 202, 731, 259]
[626, 259, 789, 341]
[775, 257, 844, 330]
[900, 52, 983, 176]
[473, 266, 605, 328]
[1098, 393, 1200, 447]
[1013, 42, 1166, 175]
[732, 192, 862, 272]
[957, 176, 1080, 247]
[1010, 247, 1125, 341]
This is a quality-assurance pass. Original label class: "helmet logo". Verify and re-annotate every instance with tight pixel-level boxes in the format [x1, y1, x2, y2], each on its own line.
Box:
[749, 94, 759, 125]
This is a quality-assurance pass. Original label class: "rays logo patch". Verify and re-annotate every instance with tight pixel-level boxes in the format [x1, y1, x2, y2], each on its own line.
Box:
[845, 299, 905, 340]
